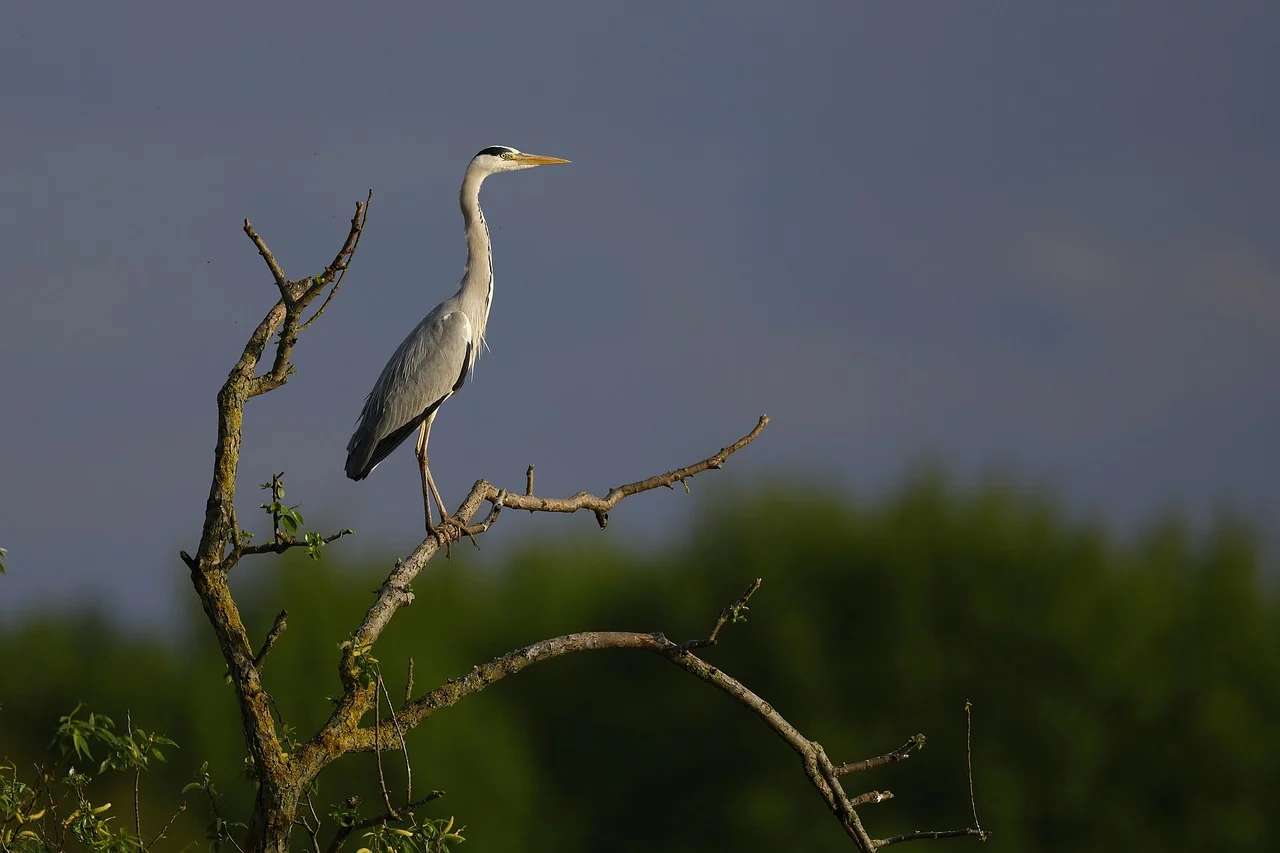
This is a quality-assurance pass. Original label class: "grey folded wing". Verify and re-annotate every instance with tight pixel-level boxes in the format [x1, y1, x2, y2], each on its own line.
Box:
[345, 308, 474, 480]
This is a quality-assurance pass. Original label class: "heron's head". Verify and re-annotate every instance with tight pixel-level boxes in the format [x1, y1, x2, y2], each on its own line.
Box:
[470, 145, 571, 175]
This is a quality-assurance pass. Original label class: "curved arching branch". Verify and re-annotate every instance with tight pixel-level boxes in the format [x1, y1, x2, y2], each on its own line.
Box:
[336, 581, 987, 851]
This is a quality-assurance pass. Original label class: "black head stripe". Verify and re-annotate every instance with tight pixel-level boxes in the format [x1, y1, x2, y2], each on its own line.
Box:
[476, 146, 515, 158]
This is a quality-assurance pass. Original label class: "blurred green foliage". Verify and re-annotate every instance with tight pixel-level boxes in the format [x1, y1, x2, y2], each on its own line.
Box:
[2, 475, 1278, 852]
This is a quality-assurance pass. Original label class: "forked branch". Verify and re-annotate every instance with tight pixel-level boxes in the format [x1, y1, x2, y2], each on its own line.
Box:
[245, 193, 372, 398]
[231, 528, 354, 565]
[458, 414, 771, 533]
[299, 415, 769, 784]
[329, 416, 770, 705]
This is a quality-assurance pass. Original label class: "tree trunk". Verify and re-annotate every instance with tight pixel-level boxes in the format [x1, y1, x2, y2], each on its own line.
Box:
[248, 781, 299, 853]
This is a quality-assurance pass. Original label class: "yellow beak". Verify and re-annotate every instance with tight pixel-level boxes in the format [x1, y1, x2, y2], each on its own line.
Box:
[514, 152, 571, 166]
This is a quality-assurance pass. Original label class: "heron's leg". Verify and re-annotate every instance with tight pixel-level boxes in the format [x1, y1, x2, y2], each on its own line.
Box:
[415, 418, 437, 533]
[424, 466, 450, 528]
[414, 413, 476, 551]
[415, 413, 455, 531]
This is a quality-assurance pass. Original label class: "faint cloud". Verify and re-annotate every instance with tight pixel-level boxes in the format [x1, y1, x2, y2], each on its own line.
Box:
[1003, 219, 1280, 439]
[1187, 246, 1280, 331]
[1013, 220, 1280, 337]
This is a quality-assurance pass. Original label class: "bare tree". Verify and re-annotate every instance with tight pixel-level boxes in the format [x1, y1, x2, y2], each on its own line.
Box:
[180, 196, 988, 853]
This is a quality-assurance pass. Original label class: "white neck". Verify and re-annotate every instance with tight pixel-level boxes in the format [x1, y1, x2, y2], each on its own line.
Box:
[458, 169, 495, 354]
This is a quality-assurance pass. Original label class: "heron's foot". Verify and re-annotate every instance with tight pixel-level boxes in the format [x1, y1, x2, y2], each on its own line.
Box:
[430, 514, 480, 555]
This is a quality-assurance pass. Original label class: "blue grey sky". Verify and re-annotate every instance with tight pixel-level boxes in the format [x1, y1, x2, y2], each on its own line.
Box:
[2, 2, 1278, 625]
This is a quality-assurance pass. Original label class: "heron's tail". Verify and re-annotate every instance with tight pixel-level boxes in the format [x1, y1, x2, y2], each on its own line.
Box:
[345, 411, 428, 481]
[345, 442, 375, 481]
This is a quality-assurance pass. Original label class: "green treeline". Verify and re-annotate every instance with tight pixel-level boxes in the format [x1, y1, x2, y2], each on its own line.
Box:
[2, 476, 1278, 852]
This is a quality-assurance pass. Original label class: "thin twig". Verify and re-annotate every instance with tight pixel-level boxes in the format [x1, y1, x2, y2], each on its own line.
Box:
[300, 191, 372, 331]
[222, 610, 290, 682]
[302, 792, 322, 853]
[307, 794, 322, 838]
[243, 219, 288, 295]
[850, 790, 894, 807]
[965, 701, 982, 834]
[376, 670, 412, 804]
[680, 578, 762, 650]
[253, 610, 289, 670]
[39, 764, 65, 851]
[146, 802, 187, 850]
[403, 658, 415, 707]
[233, 528, 354, 561]
[874, 828, 988, 847]
[525, 465, 534, 501]
[373, 677, 396, 818]
[836, 734, 927, 775]
[126, 711, 142, 846]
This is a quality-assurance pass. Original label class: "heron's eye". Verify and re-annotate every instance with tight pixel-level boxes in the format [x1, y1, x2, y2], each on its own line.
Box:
[500, 152, 514, 160]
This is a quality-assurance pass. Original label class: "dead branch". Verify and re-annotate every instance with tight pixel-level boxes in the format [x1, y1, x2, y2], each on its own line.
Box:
[456, 414, 770, 533]
[837, 734, 927, 775]
[183, 196, 371, 853]
[965, 700, 983, 836]
[243, 220, 288, 295]
[333, 582, 985, 852]
[294, 415, 768, 792]
[874, 828, 989, 847]
[252, 611, 289, 670]
[300, 191, 371, 331]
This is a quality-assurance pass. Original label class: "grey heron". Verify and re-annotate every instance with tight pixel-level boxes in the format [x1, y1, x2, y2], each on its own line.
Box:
[345, 145, 570, 532]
